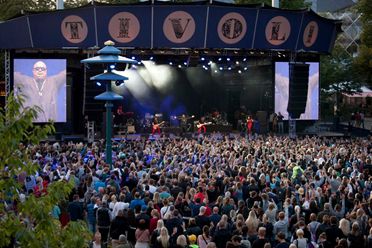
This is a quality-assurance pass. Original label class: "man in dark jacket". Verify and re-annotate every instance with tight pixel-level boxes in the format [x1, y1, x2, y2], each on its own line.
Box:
[68, 194, 84, 221]
[97, 201, 111, 248]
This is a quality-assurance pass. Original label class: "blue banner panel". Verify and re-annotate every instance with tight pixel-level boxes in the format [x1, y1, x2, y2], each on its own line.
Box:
[96, 6, 151, 48]
[296, 11, 337, 53]
[206, 6, 257, 49]
[0, 17, 32, 49]
[254, 9, 303, 50]
[29, 6, 96, 48]
[153, 6, 208, 48]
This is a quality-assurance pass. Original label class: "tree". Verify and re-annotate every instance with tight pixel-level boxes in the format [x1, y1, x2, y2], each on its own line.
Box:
[235, 0, 310, 9]
[0, 93, 90, 247]
[353, 0, 372, 87]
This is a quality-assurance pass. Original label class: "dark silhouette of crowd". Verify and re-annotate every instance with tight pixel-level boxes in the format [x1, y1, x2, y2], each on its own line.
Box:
[7, 134, 372, 248]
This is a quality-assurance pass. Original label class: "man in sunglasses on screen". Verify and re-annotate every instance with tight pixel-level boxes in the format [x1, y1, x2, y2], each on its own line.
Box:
[14, 60, 66, 123]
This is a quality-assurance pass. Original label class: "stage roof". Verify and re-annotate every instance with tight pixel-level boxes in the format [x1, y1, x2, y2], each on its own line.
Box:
[0, 2, 341, 53]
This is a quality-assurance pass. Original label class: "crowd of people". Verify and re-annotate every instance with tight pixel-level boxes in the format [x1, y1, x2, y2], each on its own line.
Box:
[8, 134, 372, 248]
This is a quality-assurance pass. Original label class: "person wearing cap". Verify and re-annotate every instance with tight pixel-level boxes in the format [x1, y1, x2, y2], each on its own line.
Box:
[188, 234, 199, 248]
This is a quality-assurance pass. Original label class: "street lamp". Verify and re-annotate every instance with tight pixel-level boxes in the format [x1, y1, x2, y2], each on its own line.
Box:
[81, 40, 137, 168]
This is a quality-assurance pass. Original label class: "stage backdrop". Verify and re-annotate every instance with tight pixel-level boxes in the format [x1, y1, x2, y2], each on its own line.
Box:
[0, 3, 339, 53]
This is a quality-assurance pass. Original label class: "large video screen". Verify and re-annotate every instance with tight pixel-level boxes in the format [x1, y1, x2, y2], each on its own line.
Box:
[275, 62, 319, 120]
[13, 59, 67, 123]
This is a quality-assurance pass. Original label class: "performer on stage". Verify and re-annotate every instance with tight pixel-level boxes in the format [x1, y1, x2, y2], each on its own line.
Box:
[179, 114, 194, 133]
[246, 115, 254, 135]
[152, 117, 163, 135]
[197, 117, 212, 134]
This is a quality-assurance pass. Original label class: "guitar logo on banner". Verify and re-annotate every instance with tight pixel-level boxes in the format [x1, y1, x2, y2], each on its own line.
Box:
[303, 21, 318, 47]
[218, 12, 247, 44]
[61, 15, 88, 43]
[163, 11, 195, 43]
[108, 12, 140, 43]
[265, 16, 291, 46]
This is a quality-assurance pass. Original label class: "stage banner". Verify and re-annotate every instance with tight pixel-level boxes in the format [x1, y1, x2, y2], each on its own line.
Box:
[206, 6, 257, 49]
[95, 6, 151, 48]
[0, 17, 31, 49]
[153, 5, 208, 48]
[296, 11, 337, 53]
[28, 6, 96, 48]
[253, 8, 303, 50]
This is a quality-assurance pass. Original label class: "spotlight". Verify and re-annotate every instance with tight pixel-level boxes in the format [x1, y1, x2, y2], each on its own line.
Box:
[110, 64, 116, 69]
[228, 67, 231, 70]
[183, 62, 187, 66]
[208, 61, 212, 65]
[178, 65, 182, 68]
[227, 58, 231, 61]
[169, 62, 173, 65]
[201, 57, 205, 61]
[235, 61, 240, 65]
[218, 58, 222, 61]
[137, 61, 141, 65]
[238, 70, 242, 74]
[244, 67, 248, 70]
[204, 67, 208, 71]
[96, 82, 101, 86]
[132, 65, 137, 69]
[243, 58, 247, 61]
[214, 70, 218, 73]
[131, 56, 136, 60]
[219, 67, 223, 71]
[150, 56, 153, 60]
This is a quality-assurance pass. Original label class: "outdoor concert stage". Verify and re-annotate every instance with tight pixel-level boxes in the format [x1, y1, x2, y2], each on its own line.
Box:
[0, 2, 340, 137]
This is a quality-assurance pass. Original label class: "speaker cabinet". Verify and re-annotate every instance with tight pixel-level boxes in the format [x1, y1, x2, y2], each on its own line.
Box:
[287, 63, 309, 119]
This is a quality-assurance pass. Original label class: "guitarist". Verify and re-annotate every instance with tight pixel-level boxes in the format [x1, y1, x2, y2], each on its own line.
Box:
[152, 117, 163, 135]
[197, 117, 209, 134]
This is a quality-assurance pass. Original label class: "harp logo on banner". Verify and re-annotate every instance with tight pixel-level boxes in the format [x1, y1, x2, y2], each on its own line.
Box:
[163, 11, 195, 43]
[218, 12, 247, 44]
[109, 12, 140, 43]
[61, 15, 88, 43]
[303, 21, 318, 47]
[265, 16, 290, 46]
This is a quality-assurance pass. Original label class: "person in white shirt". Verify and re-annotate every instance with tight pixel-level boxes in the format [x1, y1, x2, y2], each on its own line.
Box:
[112, 194, 129, 218]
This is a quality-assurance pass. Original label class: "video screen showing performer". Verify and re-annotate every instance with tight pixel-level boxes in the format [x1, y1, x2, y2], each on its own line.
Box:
[13, 59, 67, 123]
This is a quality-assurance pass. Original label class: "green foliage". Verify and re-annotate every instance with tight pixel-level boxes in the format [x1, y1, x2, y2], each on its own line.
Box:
[0, 94, 90, 247]
[320, 45, 358, 93]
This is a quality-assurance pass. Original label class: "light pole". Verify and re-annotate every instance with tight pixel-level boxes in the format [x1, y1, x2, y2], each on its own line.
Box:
[81, 40, 137, 168]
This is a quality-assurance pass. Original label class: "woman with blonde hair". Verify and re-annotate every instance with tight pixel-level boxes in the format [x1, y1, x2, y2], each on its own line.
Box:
[156, 227, 170, 248]
[245, 210, 259, 238]
[338, 218, 350, 237]
[149, 209, 160, 234]
[153, 192, 161, 211]
[151, 219, 164, 246]
[264, 201, 277, 224]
